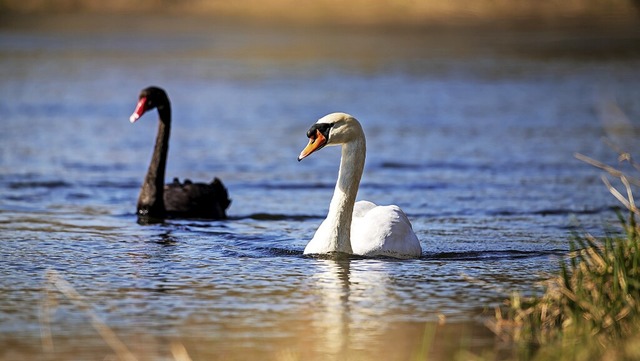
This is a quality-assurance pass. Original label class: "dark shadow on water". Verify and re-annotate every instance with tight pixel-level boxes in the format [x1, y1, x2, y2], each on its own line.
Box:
[243, 245, 565, 263]
[378, 160, 495, 172]
[252, 246, 303, 257]
[486, 206, 617, 217]
[136, 215, 166, 225]
[132, 212, 318, 224]
[153, 231, 179, 247]
[425, 249, 566, 262]
[234, 212, 320, 221]
[7, 180, 72, 189]
[242, 182, 335, 190]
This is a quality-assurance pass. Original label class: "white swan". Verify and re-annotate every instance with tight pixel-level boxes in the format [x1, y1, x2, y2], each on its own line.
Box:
[298, 112, 422, 259]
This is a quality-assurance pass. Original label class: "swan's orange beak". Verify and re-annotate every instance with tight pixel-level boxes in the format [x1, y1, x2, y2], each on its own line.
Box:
[129, 97, 148, 123]
[298, 129, 327, 161]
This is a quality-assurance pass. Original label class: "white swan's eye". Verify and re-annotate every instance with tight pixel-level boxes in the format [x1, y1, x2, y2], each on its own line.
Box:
[307, 123, 333, 140]
[306, 128, 316, 138]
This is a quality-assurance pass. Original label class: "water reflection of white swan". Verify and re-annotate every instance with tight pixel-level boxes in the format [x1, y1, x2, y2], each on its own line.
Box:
[311, 260, 350, 357]
[310, 259, 392, 358]
[298, 113, 422, 259]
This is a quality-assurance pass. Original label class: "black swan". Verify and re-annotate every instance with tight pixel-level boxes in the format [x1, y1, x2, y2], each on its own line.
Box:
[129, 86, 230, 220]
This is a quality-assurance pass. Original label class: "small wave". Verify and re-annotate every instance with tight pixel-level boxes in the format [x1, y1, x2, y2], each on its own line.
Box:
[379, 161, 421, 169]
[233, 213, 320, 221]
[265, 247, 303, 257]
[241, 183, 333, 190]
[62, 161, 128, 172]
[532, 207, 615, 216]
[88, 180, 140, 189]
[425, 249, 565, 261]
[207, 240, 303, 258]
[8, 180, 71, 189]
[378, 161, 493, 172]
[487, 206, 615, 217]
[361, 182, 447, 191]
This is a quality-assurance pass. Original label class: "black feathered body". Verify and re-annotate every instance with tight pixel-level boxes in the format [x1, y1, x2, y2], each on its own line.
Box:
[164, 177, 230, 219]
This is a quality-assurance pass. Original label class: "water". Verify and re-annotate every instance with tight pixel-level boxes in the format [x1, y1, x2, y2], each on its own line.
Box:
[1, 14, 640, 360]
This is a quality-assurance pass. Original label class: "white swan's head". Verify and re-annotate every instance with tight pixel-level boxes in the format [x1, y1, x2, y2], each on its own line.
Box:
[298, 112, 364, 161]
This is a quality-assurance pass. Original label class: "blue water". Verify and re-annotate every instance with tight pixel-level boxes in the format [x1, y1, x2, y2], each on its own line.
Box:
[1, 14, 639, 360]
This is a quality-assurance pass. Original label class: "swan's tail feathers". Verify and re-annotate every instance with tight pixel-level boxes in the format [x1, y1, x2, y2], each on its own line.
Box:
[171, 177, 194, 186]
[211, 177, 232, 211]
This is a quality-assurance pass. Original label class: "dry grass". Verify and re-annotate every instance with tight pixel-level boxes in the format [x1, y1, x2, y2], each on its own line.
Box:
[487, 145, 640, 360]
[41, 269, 196, 361]
[42, 270, 140, 361]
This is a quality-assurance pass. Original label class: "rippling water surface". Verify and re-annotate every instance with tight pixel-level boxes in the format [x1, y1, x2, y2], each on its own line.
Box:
[1, 14, 640, 360]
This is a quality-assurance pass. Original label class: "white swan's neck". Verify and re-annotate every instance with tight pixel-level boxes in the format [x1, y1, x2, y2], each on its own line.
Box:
[325, 136, 366, 254]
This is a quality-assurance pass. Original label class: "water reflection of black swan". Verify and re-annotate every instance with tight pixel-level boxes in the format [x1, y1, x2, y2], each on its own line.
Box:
[129, 86, 230, 220]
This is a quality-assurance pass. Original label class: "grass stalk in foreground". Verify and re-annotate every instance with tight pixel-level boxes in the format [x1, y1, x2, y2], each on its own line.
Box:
[42, 269, 139, 361]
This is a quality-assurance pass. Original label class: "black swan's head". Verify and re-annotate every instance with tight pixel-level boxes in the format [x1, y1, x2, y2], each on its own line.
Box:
[129, 86, 170, 123]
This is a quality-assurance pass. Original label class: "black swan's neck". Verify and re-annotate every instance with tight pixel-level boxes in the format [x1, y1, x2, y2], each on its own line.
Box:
[137, 105, 171, 218]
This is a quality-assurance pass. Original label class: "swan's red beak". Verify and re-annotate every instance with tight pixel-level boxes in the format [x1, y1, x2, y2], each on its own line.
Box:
[129, 97, 148, 123]
[298, 129, 327, 161]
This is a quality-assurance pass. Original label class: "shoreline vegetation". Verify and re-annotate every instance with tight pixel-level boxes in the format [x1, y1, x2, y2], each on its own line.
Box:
[488, 145, 640, 360]
[1, 0, 639, 29]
